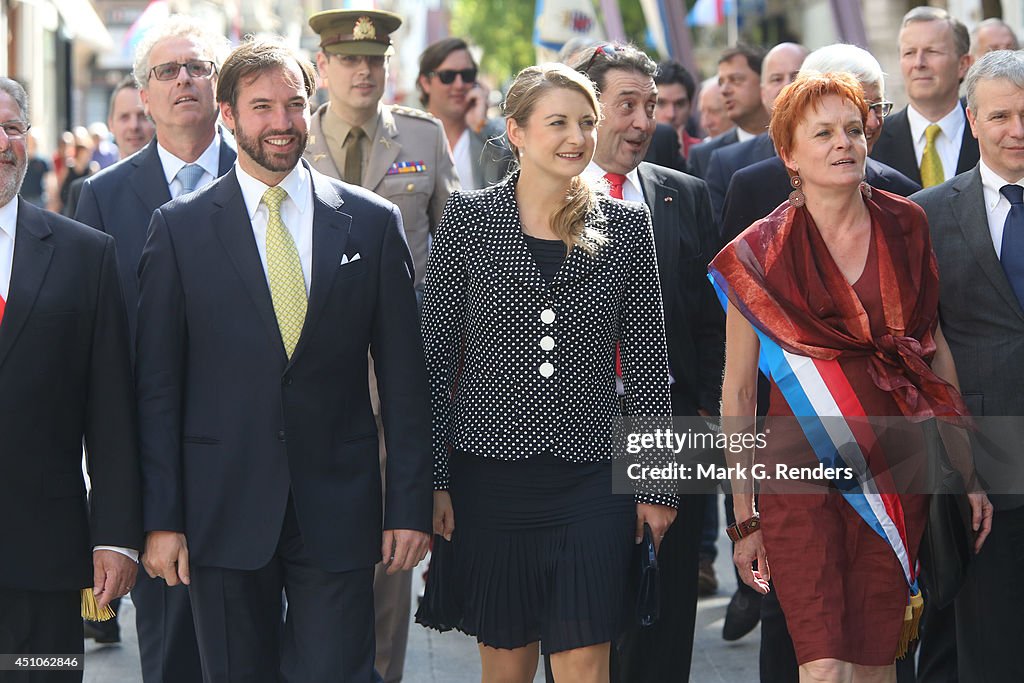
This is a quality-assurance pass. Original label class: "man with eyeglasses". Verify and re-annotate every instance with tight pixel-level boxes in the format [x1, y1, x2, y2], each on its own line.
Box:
[0, 76, 142, 683]
[717, 44, 921, 683]
[73, 15, 234, 683]
[304, 10, 456, 683]
[417, 37, 513, 190]
[870, 7, 979, 188]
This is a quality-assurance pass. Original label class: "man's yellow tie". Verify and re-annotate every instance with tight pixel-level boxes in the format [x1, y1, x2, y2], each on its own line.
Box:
[263, 186, 307, 358]
[920, 124, 945, 188]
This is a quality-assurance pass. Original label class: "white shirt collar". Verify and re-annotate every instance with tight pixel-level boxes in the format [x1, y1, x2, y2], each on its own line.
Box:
[157, 131, 222, 186]
[583, 160, 643, 200]
[978, 159, 1024, 210]
[0, 195, 17, 242]
[736, 127, 760, 143]
[907, 103, 963, 145]
[234, 161, 311, 220]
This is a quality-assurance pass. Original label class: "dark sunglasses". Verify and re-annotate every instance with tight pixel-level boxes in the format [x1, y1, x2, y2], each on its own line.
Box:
[149, 60, 216, 82]
[429, 68, 477, 85]
[583, 43, 621, 74]
[867, 100, 894, 118]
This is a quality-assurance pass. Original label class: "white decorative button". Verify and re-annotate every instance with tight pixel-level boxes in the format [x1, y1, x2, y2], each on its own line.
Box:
[540, 336, 555, 351]
[539, 362, 555, 377]
[540, 309, 556, 324]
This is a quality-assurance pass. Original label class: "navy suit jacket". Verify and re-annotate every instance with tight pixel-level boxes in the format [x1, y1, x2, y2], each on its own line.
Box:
[0, 201, 141, 591]
[720, 155, 921, 244]
[636, 162, 724, 414]
[869, 103, 979, 186]
[74, 136, 237, 339]
[134, 162, 432, 572]
[705, 132, 775, 224]
[687, 128, 739, 179]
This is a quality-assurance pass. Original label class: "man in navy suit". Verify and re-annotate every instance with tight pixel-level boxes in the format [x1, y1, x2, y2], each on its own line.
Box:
[136, 38, 431, 682]
[688, 44, 769, 179]
[704, 42, 808, 222]
[0, 77, 141, 682]
[572, 42, 724, 683]
[73, 16, 234, 680]
[869, 7, 978, 187]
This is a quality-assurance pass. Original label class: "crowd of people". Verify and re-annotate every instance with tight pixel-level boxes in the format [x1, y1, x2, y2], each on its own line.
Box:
[1, 5, 1022, 683]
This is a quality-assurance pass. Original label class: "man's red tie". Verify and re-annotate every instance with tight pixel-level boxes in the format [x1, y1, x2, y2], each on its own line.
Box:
[604, 172, 627, 200]
[604, 172, 627, 377]
[0, 293, 5, 326]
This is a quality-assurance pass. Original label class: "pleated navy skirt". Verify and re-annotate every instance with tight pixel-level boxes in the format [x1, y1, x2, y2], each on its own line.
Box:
[416, 451, 635, 653]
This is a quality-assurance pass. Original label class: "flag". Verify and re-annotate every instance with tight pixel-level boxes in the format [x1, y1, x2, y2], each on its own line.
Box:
[534, 0, 605, 62]
[688, 0, 726, 27]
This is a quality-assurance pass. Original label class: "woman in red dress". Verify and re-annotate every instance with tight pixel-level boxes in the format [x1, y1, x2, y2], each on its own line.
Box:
[712, 72, 993, 681]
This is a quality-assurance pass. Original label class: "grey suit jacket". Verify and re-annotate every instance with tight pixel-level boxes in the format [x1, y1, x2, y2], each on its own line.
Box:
[912, 168, 1024, 509]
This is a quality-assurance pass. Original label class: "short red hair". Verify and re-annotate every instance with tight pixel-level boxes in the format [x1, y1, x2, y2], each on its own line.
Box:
[769, 72, 868, 158]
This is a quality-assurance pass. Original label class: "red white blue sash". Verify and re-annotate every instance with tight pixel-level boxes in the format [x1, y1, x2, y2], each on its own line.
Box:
[711, 277, 920, 597]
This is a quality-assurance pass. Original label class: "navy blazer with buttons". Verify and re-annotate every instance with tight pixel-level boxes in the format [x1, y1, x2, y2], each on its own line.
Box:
[421, 174, 674, 505]
[134, 161, 432, 572]
[74, 136, 237, 339]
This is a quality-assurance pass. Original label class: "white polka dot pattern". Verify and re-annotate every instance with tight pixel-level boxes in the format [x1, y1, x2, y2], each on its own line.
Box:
[421, 175, 676, 506]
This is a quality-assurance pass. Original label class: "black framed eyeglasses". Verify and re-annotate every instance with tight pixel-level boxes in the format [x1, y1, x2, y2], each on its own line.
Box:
[149, 60, 216, 82]
[429, 68, 477, 85]
[0, 120, 30, 139]
[867, 100, 894, 118]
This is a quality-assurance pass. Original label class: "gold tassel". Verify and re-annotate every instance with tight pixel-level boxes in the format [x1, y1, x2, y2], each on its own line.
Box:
[895, 590, 924, 659]
[81, 589, 116, 622]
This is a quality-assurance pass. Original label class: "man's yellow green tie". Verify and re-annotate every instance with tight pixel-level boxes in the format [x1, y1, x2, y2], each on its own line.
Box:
[920, 123, 945, 188]
[262, 185, 307, 358]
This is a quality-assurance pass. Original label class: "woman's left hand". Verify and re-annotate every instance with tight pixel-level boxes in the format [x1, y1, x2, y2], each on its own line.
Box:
[636, 503, 676, 554]
[967, 491, 994, 553]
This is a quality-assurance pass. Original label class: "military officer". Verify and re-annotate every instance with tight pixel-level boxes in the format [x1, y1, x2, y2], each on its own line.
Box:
[305, 10, 457, 683]
[306, 9, 458, 298]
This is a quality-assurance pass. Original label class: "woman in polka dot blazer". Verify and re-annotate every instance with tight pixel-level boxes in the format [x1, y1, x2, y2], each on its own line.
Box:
[416, 63, 676, 683]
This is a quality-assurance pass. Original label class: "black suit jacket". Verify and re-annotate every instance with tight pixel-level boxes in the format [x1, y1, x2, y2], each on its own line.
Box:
[687, 128, 739, 179]
[705, 132, 775, 223]
[636, 162, 724, 414]
[0, 201, 141, 591]
[869, 104, 979, 186]
[642, 123, 688, 174]
[721, 156, 922, 244]
[912, 169, 1024, 510]
[74, 136, 237, 339]
[135, 162, 432, 572]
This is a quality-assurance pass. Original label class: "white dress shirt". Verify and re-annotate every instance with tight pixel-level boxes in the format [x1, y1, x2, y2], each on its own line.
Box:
[0, 196, 17, 302]
[0, 196, 138, 561]
[235, 162, 314, 295]
[452, 128, 478, 191]
[157, 132, 222, 199]
[978, 159, 1024, 258]
[907, 104, 965, 182]
[736, 126, 759, 143]
[583, 161, 644, 203]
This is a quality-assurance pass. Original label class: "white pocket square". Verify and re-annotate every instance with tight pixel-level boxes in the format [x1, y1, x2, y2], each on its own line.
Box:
[340, 252, 361, 265]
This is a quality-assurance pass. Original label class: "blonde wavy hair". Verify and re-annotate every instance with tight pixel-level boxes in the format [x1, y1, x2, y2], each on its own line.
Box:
[504, 63, 607, 255]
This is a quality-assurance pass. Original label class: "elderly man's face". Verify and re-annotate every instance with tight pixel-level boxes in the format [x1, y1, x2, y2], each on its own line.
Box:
[140, 36, 219, 136]
[967, 77, 1024, 184]
[0, 92, 28, 206]
[594, 68, 658, 174]
[973, 24, 1018, 58]
[761, 44, 806, 111]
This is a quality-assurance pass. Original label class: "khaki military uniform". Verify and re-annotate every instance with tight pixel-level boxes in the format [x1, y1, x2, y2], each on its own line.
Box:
[305, 102, 459, 291]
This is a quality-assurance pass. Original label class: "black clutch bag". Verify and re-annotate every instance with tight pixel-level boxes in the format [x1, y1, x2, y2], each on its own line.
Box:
[636, 523, 660, 627]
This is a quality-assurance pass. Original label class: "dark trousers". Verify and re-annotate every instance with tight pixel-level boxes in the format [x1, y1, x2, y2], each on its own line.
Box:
[0, 588, 81, 683]
[132, 573, 202, 683]
[188, 499, 375, 683]
[955, 504, 1024, 682]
